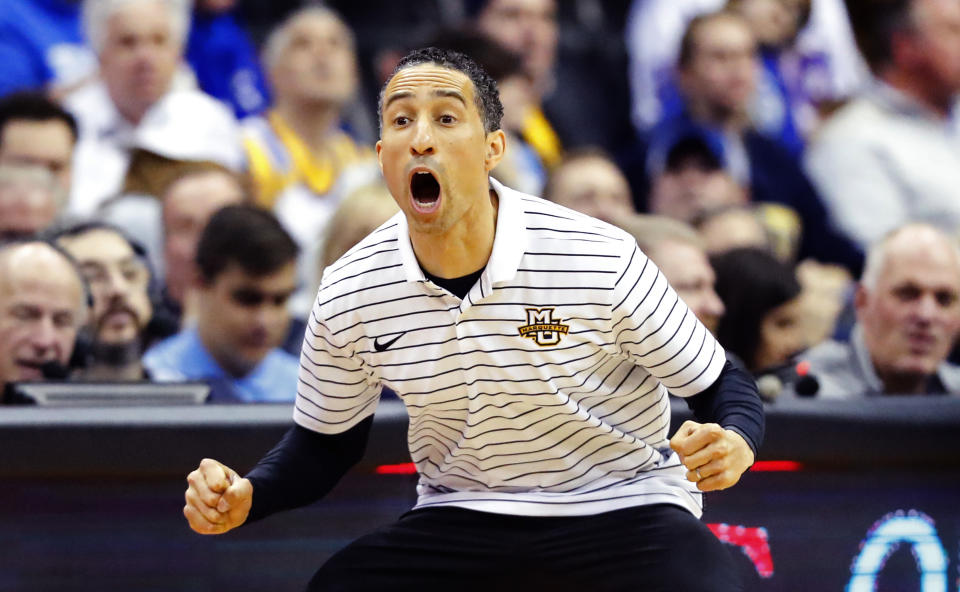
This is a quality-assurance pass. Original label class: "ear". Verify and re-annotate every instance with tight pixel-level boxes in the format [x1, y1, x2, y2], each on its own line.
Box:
[484, 129, 506, 172]
[853, 283, 868, 316]
[375, 140, 384, 173]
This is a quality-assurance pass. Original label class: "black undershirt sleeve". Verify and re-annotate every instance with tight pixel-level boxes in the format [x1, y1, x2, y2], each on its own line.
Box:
[244, 417, 373, 524]
[683, 357, 765, 459]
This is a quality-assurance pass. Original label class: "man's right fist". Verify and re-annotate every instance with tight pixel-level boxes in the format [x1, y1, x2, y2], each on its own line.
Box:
[184, 458, 252, 535]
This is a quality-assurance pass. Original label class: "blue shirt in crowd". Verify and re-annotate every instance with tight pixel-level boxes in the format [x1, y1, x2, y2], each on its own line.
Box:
[143, 328, 299, 403]
[0, 0, 94, 97]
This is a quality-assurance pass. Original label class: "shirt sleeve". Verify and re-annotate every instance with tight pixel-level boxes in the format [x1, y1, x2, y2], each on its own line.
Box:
[244, 418, 373, 524]
[294, 296, 382, 435]
[684, 357, 765, 458]
[611, 243, 726, 397]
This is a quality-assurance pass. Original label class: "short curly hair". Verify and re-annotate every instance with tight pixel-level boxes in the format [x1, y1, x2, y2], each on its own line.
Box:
[378, 46, 504, 134]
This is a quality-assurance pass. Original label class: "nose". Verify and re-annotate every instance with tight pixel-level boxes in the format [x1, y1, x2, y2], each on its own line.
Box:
[105, 268, 127, 298]
[30, 316, 60, 357]
[410, 118, 435, 156]
[914, 294, 939, 322]
[704, 288, 725, 319]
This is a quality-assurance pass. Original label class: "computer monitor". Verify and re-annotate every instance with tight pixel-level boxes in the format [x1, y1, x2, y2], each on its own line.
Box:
[5, 381, 210, 406]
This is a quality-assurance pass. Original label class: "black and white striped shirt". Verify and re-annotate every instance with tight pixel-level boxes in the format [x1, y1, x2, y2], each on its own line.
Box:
[295, 179, 726, 517]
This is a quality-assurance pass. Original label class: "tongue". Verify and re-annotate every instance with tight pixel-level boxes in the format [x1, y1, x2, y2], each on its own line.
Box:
[411, 172, 440, 204]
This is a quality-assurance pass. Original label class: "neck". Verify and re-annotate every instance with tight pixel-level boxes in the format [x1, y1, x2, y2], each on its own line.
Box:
[882, 70, 954, 119]
[83, 341, 145, 381]
[274, 99, 342, 152]
[196, 323, 256, 378]
[81, 362, 145, 381]
[686, 97, 750, 132]
[411, 189, 499, 279]
[116, 101, 149, 126]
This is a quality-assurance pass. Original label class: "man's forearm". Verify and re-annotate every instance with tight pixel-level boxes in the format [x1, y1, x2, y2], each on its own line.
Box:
[244, 417, 374, 523]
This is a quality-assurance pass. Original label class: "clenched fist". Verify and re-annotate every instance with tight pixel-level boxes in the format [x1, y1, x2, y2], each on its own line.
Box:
[669, 421, 754, 492]
[184, 458, 253, 535]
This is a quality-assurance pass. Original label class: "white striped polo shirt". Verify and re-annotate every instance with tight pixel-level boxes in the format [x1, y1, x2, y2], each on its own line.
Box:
[295, 179, 726, 517]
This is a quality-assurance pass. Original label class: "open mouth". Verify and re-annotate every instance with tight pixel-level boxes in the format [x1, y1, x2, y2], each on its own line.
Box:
[15, 359, 46, 379]
[410, 170, 441, 213]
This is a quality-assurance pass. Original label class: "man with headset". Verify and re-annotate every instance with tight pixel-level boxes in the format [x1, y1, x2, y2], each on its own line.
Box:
[0, 240, 88, 397]
[54, 222, 157, 381]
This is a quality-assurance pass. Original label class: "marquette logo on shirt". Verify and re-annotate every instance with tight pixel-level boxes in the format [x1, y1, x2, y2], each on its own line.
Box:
[519, 308, 569, 347]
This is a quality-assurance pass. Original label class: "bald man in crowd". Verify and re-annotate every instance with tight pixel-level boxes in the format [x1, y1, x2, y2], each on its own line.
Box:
[0, 241, 88, 397]
[791, 223, 960, 397]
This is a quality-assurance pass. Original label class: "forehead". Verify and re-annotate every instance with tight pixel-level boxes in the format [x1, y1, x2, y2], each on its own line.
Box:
[105, 0, 172, 36]
[654, 241, 712, 276]
[558, 157, 625, 185]
[214, 261, 297, 290]
[165, 173, 243, 213]
[0, 248, 83, 302]
[694, 16, 755, 50]
[879, 240, 960, 288]
[1, 120, 73, 148]
[486, 0, 556, 15]
[383, 64, 476, 106]
[60, 229, 135, 262]
[287, 12, 350, 42]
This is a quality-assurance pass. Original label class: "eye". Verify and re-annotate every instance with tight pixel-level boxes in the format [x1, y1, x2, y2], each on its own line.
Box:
[393, 116, 410, 127]
[936, 290, 958, 307]
[893, 285, 921, 302]
[439, 114, 457, 125]
[10, 305, 39, 321]
[53, 312, 76, 329]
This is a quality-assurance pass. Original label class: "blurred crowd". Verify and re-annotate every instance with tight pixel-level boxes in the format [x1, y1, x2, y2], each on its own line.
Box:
[2, 0, 960, 404]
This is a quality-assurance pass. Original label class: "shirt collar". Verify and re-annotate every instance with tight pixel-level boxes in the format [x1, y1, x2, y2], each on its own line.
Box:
[850, 325, 885, 393]
[395, 177, 528, 285]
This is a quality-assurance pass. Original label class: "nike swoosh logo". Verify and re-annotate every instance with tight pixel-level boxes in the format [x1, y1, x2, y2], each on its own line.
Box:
[373, 332, 405, 352]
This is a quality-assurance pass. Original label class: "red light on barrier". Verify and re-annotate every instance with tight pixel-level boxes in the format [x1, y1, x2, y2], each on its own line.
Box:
[749, 460, 802, 472]
[375, 462, 417, 475]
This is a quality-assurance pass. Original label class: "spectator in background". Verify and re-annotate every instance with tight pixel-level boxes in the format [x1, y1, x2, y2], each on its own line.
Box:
[790, 224, 960, 398]
[804, 0, 960, 252]
[98, 164, 250, 349]
[143, 205, 300, 403]
[0, 0, 96, 98]
[468, 0, 564, 168]
[619, 215, 726, 335]
[0, 165, 67, 241]
[186, 0, 270, 119]
[646, 11, 862, 272]
[318, 183, 399, 275]
[54, 222, 154, 381]
[712, 247, 808, 373]
[427, 29, 547, 195]
[542, 148, 635, 223]
[625, 0, 864, 134]
[0, 240, 88, 397]
[160, 165, 247, 324]
[243, 6, 379, 316]
[695, 203, 803, 261]
[0, 92, 78, 197]
[65, 0, 243, 216]
[647, 134, 747, 222]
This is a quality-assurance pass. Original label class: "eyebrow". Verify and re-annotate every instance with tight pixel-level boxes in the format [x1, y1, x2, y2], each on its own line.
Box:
[433, 89, 466, 105]
[383, 88, 467, 111]
[383, 90, 414, 111]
